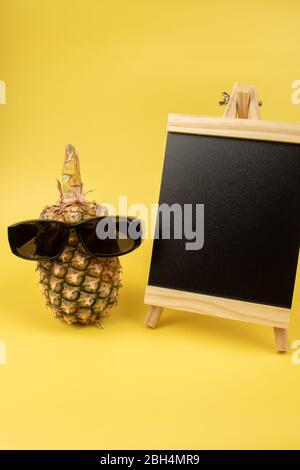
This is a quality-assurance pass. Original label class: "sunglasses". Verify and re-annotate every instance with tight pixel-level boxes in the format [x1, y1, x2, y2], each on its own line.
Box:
[8, 216, 142, 261]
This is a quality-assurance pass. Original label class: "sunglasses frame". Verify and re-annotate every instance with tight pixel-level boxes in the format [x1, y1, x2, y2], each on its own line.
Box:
[8, 216, 142, 261]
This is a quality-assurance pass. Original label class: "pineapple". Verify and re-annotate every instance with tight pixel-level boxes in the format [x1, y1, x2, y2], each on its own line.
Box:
[37, 144, 122, 325]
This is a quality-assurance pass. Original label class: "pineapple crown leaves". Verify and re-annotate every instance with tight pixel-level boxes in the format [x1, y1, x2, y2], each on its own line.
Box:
[45, 145, 108, 216]
[61, 144, 84, 201]
[56, 144, 90, 207]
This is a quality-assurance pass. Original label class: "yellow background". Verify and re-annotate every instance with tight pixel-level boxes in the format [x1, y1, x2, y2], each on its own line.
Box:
[0, 0, 300, 450]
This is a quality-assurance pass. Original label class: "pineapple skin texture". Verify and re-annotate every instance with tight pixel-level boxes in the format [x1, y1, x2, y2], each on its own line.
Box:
[37, 199, 122, 325]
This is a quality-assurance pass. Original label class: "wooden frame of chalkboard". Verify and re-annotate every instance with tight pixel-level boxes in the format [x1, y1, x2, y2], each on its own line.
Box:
[144, 84, 300, 352]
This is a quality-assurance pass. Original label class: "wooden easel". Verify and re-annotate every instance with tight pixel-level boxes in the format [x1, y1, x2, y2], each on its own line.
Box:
[145, 83, 289, 352]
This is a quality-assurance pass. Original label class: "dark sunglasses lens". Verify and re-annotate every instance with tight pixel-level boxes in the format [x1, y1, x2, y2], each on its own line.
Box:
[79, 217, 141, 256]
[9, 221, 67, 260]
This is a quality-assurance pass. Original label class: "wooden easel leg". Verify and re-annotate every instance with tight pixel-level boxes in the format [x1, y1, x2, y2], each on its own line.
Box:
[273, 327, 289, 352]
[145, 306, 163, 328]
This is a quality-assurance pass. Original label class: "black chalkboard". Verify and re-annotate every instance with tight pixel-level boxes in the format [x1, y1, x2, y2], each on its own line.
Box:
[148, 132, 300, 308]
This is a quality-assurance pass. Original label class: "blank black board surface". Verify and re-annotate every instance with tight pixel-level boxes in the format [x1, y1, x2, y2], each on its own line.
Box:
[148, 132, 300, 308]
